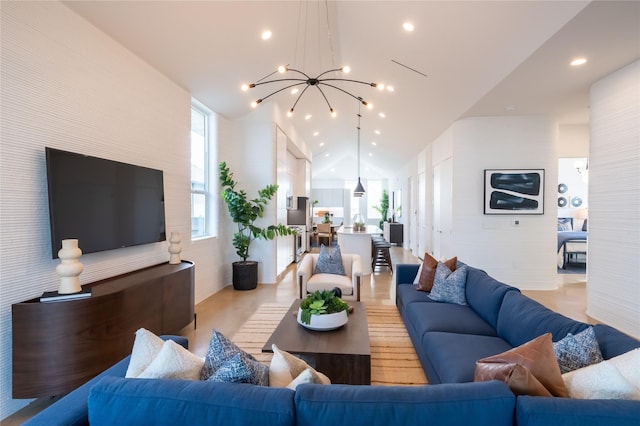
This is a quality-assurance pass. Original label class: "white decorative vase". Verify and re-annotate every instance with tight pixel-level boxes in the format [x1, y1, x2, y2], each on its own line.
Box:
[56, 239, 84, 294]
[297, 308, 348, 331]
[168, 231, 182, 264]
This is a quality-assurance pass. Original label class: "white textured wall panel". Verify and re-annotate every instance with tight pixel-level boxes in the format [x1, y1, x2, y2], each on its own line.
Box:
[587, 60, 640, 338]
[0, 2, 227, 418]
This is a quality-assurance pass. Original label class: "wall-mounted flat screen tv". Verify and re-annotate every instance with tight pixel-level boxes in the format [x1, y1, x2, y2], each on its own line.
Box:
[46, 147, 166, 258]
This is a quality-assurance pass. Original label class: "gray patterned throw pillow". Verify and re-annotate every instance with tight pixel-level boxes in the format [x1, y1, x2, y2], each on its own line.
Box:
[553, 327, 604, 374]
[314, 244, 346, 276]
[201, 329, 269, 385]
[428, 262, 468, 305]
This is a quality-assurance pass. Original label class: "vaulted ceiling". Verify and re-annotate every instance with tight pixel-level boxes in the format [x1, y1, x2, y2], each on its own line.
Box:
[63, 1, 640, 181]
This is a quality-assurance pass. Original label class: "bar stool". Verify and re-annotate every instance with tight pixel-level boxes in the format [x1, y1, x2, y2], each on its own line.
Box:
[372, 239, 393, 272]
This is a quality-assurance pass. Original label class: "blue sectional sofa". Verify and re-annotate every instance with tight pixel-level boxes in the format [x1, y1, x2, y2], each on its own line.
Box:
[395, 263, 640, 426]
[26, 348, 515, 426]
[24, 263, 639, 426]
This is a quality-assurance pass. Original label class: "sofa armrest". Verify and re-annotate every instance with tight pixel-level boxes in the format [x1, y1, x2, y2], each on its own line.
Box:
[297, 254, 314, 298]
[23, 336, 189, 426]
[351, 254, 362, 301]
[396, 263, 420, 287]
[516, 395, 640, 426]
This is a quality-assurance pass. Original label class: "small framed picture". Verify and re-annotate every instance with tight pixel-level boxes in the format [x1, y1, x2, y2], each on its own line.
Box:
[484, 169, 544, 215]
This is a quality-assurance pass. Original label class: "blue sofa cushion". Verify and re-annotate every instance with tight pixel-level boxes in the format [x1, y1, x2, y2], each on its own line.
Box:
[421, 332, 513, 384]
[465, 267, 519, 329]
[295, 381, 515, 426]
[497, 291, 589, 347]
[516, 395, 640, 426]
[593, 324, 640, 359]
[396, 282, 434, 312]
[405, 302, 498, 337]
[88, 377, 295, 426]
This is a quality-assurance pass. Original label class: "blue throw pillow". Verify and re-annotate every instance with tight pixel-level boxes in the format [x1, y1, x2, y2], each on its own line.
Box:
[428, 262, 468, 305]
[553, 327, 604, 374]
[314, 244, 346, 276]
[201, 329, 269, 386]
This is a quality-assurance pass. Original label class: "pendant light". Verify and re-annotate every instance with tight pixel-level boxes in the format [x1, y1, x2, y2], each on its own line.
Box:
[353, 101, 366, 197]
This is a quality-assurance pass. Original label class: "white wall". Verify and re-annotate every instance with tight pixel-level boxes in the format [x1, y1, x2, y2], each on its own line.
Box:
[0, 2, 235, 418]
[587, 60, 640, 338]
[450, 116, 558, 289]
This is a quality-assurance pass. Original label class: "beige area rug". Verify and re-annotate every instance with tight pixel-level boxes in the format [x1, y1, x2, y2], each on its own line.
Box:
[231, 303, 427, 386]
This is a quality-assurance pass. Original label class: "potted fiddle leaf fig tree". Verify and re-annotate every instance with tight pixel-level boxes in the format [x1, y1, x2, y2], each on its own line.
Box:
[219, 161, 295, 290]
[373, 189, 389, 229]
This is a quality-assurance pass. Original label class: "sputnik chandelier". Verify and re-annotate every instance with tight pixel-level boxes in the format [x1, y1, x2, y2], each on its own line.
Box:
[241, 65, 389, 117]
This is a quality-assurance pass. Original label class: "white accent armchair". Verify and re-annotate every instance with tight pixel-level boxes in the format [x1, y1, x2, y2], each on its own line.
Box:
[297, 253, 362, 301]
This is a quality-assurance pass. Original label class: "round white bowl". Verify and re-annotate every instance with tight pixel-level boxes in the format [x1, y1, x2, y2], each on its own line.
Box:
[297, 308, 348, 331]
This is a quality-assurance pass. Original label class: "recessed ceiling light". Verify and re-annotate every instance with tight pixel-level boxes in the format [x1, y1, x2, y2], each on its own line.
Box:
[379, 112, 386, 118]
[261, 30, 272, 40]
[371, 141, 377, 146]
[313, 131, 320, 136]
[570, 57, 587, 66]
[368, 153, 373, 157]
[291, 88, 299, 95]
[386, 85, 395, 92]
[305, 114, 312, 120]
[324, 153, 329, 157]
[403, 22, 414, 32]
[319, 142, 325, 147]
[375, 130, 381, 135]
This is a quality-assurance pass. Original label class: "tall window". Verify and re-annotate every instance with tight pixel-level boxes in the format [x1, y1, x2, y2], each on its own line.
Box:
[191, 103, 212, 238]
[367, 180, 383, 220]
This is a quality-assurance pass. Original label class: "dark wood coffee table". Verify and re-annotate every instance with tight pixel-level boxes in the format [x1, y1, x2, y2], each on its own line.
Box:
[262, 299, 371, 385]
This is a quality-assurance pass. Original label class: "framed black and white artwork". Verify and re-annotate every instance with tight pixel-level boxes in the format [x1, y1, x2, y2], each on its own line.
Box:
[484, 169, 544, 215]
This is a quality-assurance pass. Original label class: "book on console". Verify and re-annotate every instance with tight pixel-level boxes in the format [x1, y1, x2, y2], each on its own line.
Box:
[40, 288, 92, 303]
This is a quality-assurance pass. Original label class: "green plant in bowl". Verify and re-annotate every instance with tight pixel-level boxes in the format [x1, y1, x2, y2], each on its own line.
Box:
[299, 290, 349, 325]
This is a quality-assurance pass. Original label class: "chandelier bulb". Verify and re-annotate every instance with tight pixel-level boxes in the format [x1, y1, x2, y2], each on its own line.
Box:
[278, 65, 287, 73]
[342, 66, 351, 74]
[377, 83, 385, 91]
[367, 103, 373, 109]
[330, 108, 337, 118]
[241, 84, 249, 92]
[287, 109, 294, 117]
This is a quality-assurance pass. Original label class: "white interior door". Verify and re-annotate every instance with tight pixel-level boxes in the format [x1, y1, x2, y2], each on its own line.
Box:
[433, 157, 453, 259]
[409, 176, 419, 255]
[418, 171, 426, 256]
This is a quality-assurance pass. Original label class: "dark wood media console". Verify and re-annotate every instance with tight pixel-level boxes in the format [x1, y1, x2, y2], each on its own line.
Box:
[12, 260, 195, 398]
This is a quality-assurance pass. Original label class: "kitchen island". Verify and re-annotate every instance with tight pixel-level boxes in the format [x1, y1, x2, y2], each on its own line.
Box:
[336, 225, 382, 275]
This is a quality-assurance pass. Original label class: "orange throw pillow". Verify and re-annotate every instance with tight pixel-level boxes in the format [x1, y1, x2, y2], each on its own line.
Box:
[474, 333, 568, 397]
[416, 253, 457, 292]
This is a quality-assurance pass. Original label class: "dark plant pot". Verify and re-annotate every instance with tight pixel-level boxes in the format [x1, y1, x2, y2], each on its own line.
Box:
[232, 261, 258, 290]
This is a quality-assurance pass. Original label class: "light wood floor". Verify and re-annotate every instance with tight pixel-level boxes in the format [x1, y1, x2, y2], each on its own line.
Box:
[3, 246, 590, 425]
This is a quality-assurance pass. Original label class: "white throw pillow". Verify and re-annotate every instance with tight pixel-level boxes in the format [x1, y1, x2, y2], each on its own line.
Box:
[562, 356, 640, 400]
[137, 339, 204, 380]
[269, 344, 330, 388]
[608, 348, 640, 388]
[125, 328, 165, 378]
[286, 369, 315, 390]
[413, 264, 423, 285]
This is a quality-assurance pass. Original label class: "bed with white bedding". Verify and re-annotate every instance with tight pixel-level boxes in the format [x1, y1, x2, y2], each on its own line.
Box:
[557, 217, 587, 269]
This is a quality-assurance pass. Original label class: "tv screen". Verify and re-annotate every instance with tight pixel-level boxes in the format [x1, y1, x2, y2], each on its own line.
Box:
[46, 147, 166, 258]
